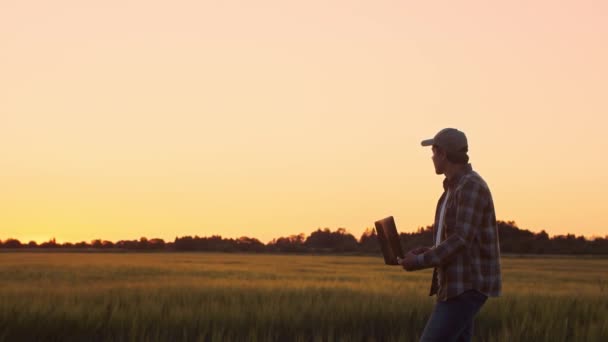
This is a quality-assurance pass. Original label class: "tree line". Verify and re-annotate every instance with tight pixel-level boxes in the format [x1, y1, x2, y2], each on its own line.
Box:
[1, 221, 607, 254]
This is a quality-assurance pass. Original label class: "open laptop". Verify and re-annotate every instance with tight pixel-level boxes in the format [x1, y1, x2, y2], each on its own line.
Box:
[374, 216, 404, 265]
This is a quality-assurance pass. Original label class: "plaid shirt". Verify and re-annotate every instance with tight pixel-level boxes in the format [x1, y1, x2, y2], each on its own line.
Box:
[415, 164, 502, 301]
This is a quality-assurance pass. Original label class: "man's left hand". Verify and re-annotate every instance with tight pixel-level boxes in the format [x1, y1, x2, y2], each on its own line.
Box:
[397, 252, 418, 271]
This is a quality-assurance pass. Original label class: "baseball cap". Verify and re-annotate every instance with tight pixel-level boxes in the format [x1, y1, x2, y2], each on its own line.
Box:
[421, 128, 468, 153]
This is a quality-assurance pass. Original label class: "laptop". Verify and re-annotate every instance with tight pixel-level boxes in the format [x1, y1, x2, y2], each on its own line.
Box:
[374, 216, 404, 265]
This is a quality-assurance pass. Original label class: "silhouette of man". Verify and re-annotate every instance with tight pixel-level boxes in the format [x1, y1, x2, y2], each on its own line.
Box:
[398, 128, 502, 342]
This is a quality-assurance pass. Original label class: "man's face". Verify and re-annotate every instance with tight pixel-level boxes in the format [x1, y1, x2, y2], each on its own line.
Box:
[431, 146, 447, 175]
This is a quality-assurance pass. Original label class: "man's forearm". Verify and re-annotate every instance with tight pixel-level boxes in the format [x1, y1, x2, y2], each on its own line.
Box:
[416, 235, 466, 269]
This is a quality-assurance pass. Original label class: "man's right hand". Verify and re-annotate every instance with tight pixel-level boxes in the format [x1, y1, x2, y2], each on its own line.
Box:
[409, 246, 431, 255]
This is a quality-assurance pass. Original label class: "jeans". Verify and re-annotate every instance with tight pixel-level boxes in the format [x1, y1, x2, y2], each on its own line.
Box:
[419, 290, 488, 342]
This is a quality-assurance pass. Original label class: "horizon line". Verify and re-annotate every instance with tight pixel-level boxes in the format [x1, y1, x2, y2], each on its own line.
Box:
[3, 219, 606, 245]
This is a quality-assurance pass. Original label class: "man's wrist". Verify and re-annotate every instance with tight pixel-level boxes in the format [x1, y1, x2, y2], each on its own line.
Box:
[416, 254, 425, 269]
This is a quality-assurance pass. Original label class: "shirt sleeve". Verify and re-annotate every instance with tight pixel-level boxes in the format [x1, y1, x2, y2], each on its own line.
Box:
[416, 180, 487, 269]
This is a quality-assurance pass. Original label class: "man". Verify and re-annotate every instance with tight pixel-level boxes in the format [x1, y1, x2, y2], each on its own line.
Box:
[397, 128, 502, 342]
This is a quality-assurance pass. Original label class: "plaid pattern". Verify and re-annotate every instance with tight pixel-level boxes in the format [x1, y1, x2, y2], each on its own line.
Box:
[416, 164, 502, 301]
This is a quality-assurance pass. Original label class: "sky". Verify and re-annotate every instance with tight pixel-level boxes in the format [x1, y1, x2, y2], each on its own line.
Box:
[1, 0, 607, 244]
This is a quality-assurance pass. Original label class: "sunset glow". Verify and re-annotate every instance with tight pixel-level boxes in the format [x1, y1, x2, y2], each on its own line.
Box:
[1, 0, 607, 243]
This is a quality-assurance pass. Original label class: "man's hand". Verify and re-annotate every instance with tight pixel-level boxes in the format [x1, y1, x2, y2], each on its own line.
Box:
[397, 252, 418, 271]
[398, 246, 431, 271]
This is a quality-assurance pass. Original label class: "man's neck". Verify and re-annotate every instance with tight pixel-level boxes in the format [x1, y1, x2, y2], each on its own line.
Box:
[444, 164, 467, 181]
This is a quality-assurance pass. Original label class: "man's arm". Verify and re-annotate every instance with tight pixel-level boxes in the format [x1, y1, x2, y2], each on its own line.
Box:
[415, 180, 487, 269]
[410, 246, 431, 255]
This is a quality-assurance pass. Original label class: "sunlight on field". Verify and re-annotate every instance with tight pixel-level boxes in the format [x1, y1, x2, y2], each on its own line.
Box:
[0, 253, 606, 341]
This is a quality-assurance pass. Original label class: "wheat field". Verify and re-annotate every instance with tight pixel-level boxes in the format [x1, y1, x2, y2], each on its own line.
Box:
[0, 252, 606, 341]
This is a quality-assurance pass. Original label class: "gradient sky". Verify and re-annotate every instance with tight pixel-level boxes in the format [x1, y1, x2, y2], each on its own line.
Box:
[1, 0, 607, 244]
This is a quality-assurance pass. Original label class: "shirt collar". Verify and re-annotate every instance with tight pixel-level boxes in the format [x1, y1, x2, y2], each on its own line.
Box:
[443, 163, 473, 191]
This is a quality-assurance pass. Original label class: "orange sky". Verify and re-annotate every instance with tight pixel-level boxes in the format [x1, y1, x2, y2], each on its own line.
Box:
[1, 0, 607, 243]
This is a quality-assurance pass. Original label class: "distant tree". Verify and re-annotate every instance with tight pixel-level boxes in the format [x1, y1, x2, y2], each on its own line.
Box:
[0, 220, 604, 254]
[138, 237, 149, 250]
[116, 240, 138, 249]
[74, 241, 89, 248]
[497, 221, 534, 253]
[268, 233, 306, 253]
[40, 238, 58, 248]
[148, 238, 165, 250]
[535, 230, 549, 241]
[173, 236, 196, 251]
[305, 228, 358, 252]
[3, 239, 22, 248]
[590, 237, 608, 254]
[358, 228, 380, 253]
[235, 237, 265, 252]
[305, 228, 332, 250]
[101, 240, 114, 248]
